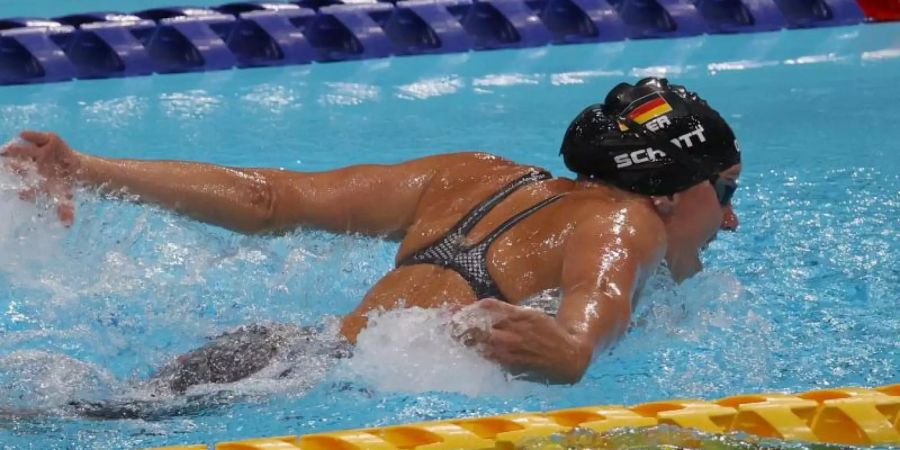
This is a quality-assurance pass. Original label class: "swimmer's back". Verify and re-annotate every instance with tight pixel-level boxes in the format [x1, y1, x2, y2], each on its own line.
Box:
[339, 152, 653, 341]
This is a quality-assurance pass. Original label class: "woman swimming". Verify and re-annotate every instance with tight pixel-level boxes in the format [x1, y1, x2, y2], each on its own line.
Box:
[2, 77, 741, 387]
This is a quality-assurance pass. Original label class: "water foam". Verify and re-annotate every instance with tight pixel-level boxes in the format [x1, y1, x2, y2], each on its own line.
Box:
[343, 306, 531, 397]
[0, 350, 120, 412]
[516, 425, 843, 450]
[0, 148, 68, 277]
[0, 154, 395, 416]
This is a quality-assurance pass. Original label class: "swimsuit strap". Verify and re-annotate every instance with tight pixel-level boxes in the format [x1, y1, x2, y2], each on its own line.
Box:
[468, 192, 567, 249]
[450, 169, 553, 237]
[396, 168, 560, 302]
[463, 192, 567, 300]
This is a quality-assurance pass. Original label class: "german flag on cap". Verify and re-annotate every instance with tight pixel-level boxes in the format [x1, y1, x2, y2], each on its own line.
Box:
[625, 93, 673, 124]
[616, 93, 673, 131]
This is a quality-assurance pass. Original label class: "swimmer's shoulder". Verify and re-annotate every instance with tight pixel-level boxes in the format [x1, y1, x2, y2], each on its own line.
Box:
[420, 151, 519, 169]
[413, 151, 548, 182]
[562, 189, 666, 249]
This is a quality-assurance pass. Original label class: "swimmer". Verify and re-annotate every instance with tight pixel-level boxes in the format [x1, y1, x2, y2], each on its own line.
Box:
[2, 77, 741, 387]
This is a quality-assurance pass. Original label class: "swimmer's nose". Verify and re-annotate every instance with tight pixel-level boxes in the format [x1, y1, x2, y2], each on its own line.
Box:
[721, 204, 739, 232]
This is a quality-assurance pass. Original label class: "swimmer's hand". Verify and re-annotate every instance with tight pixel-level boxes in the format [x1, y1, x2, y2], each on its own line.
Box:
[456, 298, 585, 384]
[1, 131, 81, 226]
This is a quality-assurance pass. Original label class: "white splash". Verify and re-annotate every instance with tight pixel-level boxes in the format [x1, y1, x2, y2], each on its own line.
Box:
[343, 306, 527, 396]
[241, 84, 301, 112]
[159, 90, 222, 119]
[395, 76, 464, 100]
[473, 73, 542, 88]
[0, 350, 121, 410]
[81, 95, 148, 126]
[319, 82, 381, 106]
[550, 70, 624, 86]
[783, 53, 843, 65]
[862, 48, 900, 61]
[707, 59, 780, 74]
[636, 271, 743, 337]
[630, 65, 692, 78]
[0, 149, 68, 276]
[621, 268, 778, 394]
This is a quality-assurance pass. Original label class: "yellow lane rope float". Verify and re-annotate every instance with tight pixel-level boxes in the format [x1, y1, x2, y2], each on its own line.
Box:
[147, 383, 900, 449]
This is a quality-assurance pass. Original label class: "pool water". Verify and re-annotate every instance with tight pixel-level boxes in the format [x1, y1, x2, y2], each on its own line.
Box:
[0, 14, 898, 450]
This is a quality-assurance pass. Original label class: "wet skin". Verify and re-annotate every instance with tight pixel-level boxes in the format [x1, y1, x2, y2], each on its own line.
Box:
[2, 131, 740, 383]
[345, 162, 741, 351]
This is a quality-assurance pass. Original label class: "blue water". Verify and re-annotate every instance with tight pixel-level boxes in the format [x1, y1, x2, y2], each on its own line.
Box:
[0, 18, 898, 450]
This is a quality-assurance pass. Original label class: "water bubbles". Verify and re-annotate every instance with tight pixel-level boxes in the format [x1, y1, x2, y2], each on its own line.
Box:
[0, 163, 397, 414]
[0, 159, 68, 268]
[343, 306, 525, 396]
[0, 350, 120, 411]
[517, 425, 850, 450]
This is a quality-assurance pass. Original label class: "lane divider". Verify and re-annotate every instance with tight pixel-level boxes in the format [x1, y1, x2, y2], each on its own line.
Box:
[145, 383, 900, 449]
[0, 0, 885, 85]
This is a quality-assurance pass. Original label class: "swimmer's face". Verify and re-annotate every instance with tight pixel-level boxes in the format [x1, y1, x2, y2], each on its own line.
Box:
[663, 163, 741, 281]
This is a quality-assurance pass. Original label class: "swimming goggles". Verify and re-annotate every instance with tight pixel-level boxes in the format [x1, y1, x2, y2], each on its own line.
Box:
[709, 173, 737, 207]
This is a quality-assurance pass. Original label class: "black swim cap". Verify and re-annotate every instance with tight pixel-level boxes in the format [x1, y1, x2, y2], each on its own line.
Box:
[560, 77, 740, 196]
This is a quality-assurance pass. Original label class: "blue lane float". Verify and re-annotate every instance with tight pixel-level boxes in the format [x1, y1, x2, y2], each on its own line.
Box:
[215, 4, 317, 66]
[531, 0, 628, 44]
[50, 14, 157, 79]
[0, 20, 78, 84]
[454, 0, 554, 49]
[381, 0, 473, 54]
[315, 3, 395, 60]
[0, 0, 876, 85]
[132, 8, 239, 73]
[774, 0, 865, 27]
[693, 0, 786, 33]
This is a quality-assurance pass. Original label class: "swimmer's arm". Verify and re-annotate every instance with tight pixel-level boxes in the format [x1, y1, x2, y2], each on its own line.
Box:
[481, 213, 663, 383]
[555, 214, 664, 382]
[76, 150, 473, 235]
[244, 155, 453, 236]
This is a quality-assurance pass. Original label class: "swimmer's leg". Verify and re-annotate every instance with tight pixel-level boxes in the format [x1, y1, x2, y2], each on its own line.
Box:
[68, 323, 352, 420]
[149, 324, 292, 393]
[148, 323, 352, 393]
[68, 392, 236, 420]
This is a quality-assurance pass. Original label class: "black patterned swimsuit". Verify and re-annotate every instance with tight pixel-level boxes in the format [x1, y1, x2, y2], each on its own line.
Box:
[396, 170, 566, 301]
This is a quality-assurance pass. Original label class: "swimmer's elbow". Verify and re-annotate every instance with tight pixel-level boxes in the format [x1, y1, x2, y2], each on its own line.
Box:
[541, 357, 588, 385]
[535, 342, 592, 385]
[561, 350, 592, 384]
[240, 174, 280, 234]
